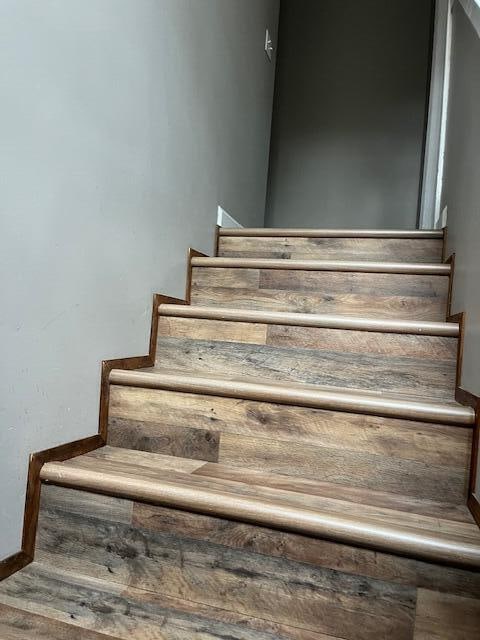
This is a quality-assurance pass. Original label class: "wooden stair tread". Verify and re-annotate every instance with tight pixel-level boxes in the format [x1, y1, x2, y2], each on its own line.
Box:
[0, 563, 316, 640]
[158, 303, 460, 336]
[218, 228, 444, 238]
[0, 601, 121, 639]
[62, 445, 473, 523]
[109, 367, 475, 425]
[40, 446, 480, 569]
[192, 256, 450, 275]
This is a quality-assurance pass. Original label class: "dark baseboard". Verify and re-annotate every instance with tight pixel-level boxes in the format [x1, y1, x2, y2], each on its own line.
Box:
[0, 551, 31, 581]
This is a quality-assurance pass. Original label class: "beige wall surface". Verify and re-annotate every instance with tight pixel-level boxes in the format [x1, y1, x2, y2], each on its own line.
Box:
[442, 3, 480, 490]
[0, 0, 279, 559]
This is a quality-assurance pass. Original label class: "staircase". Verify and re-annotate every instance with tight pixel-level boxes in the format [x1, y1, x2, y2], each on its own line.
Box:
[1, 227, 480, 639]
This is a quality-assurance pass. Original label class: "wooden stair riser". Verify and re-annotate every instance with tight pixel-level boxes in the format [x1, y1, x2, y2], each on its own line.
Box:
[26, 484, 480, 640]
[107, 385, 471, 504]
[191, 267, 449, 320]
[0, 566, 320, 640]
[218, 236, 444, 263]
[155, 316, 458, 401]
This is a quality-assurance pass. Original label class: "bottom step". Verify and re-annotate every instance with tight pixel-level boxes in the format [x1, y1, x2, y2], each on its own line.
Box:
[39, 446, 480, 569]
[2, 479, 480, 640]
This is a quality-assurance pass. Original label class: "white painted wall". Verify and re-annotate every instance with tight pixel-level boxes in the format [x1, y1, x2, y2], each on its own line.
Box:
[0, 0, 279, 559]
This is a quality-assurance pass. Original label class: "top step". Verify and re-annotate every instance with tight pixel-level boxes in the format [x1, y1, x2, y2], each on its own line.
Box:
[219, 228, 444, 238]
[218, 229, 444, 263]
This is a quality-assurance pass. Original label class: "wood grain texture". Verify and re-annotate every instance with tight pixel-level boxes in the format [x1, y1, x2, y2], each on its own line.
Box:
[159, 303, 460, 336]
[31, 486, 418, 640]
[130, 502, 480, 598]
[109, 368, 475, 425]
[38, 447, 480, 568]
[0, 602, 121, 639]
[218, 236, 444, 263]
[0, 563, 332, 640]
[413, 589, 480, 639]
[107, 383, 471, 503]
[108, 386, 470, 469]
[154, 334, 457, 401]
[107, 419, 470, 506]
[158, 314, 268, 345]
[191, 268, 449, 320]
[13, 484, 480, 637]
[157, 314, 458, 356]
[107, 416, 220, 462]
[51, 447, 477, 539]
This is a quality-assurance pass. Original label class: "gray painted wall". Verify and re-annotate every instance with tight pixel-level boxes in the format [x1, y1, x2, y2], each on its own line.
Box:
[441, 3, 480, 491]
[0, 0, 279, 559]
[265, 0, 433, 229]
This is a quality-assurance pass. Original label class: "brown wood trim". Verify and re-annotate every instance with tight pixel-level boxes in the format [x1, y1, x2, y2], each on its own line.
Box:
[455, 387, 480, 520]
[456, 387, 480, 410]
[99, 293, 186, 440]
[449, 307, 480, 521]
[185, 247, 208, 303]
[149, 294, 187, 362]
[16, 433, 104, 580]
[448, 312, 465, 388]
[468, 494, 480, 529]
[467, 398, 480, 500]
[0, 551, 31, 582]
[442, 226, 448, 262]
[445, 253, 455, 318]
[214, 224, 220, 257]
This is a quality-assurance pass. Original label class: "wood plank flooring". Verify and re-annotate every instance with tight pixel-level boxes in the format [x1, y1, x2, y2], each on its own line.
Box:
[218, 236, 444, 262]
[154, 331, 457, 400]
[191, 267, 449, 319]
[1, 563, 333, 640]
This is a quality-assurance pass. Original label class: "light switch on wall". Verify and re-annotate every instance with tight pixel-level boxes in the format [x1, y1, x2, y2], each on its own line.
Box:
[265, 28, 274, 61]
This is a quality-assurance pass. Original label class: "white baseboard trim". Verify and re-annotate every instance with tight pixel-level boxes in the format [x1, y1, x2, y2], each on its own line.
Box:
[217, 205, 243, 229]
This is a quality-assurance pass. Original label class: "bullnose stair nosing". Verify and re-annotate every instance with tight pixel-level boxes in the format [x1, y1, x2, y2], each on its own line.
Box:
[108, 369, 475, 426]
[158, 304, 459, 337]
[218, 228, 444, 239]
[39, 460, 480, 570]
[191, 256, 451, 275]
